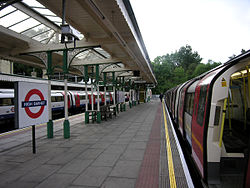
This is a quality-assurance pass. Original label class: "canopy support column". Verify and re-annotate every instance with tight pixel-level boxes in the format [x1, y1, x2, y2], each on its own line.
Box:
[96, 65, 101, 123]
[104, 72, 107, 106]
[91, 80, 94, 111]
[63, 49, 70, 139]
[47, 51, 53, 138]
[129, 79, 132, 108]
[112, 72, 116, 112]
[84, 65, 89, 124]
[122, 77, 126, 111]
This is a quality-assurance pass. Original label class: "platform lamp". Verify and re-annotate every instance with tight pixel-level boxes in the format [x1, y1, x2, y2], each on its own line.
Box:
[61, 0, 80, 46]
[60, 0, 81, 138]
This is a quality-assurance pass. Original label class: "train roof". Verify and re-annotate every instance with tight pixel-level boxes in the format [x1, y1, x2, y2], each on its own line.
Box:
[0, 73, 90, 88]
[223, 49, 250, 66]
[0, 93, 14, 98]
[0, 89, 14, 93]
[190, 49, 250, 82]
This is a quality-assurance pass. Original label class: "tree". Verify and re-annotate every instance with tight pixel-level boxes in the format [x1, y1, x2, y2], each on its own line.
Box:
[151, 45, 220, 94]
[188, 60, 221, 81]
[174, 45, 202, 71]
[14, 63, 42, 77]
[241, 49, 246, 53]
[173, 67, 186, 84]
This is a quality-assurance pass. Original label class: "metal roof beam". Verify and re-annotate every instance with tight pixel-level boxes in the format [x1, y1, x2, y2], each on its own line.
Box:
[118, 72, 133, 77]
[71, 58, 121, 66]
[102, 67, 132, 73]
[18, 40, 100, 54]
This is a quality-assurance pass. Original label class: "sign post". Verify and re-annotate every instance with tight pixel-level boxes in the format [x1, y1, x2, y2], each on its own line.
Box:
[32, 125, 36, 154]
[16, 82, 49, 153]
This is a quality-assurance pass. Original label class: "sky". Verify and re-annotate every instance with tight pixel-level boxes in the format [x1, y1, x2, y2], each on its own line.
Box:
[130, 0, 250, 64]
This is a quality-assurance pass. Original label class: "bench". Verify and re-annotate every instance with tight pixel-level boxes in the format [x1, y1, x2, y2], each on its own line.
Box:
[86, 110, 97, 123]
[109, 105, 117, 117]
[100, 105, 112, 121]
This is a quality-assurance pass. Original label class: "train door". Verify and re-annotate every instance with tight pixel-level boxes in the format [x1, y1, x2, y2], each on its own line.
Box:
[191, 83, 209, 178]
[183, 80, 198, 149]
[62, 91, 71, 109]
[244, 142, 250, 188]
[172, 88, 178, 115]
[75, 92, 80, 108]
[69, 91, 76, 108]
[88, 94, 92, 109]
[100, 93, 105, 104]
[178, 88, 185, 135]
[178, 82, 192, 136]
[109, 93, 113, 104]
[219, 67, 250, 187]
[175, 82, 187, 124]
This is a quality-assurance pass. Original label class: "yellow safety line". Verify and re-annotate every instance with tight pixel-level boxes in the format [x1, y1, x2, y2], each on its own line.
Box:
[0, 126, 31, 137]
[162, 101, 177, 188]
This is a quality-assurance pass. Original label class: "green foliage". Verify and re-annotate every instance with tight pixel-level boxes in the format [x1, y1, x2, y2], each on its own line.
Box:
[151, 45, 221, 94]
[13, 63, 43, 77]
[192, 60, 221, 78]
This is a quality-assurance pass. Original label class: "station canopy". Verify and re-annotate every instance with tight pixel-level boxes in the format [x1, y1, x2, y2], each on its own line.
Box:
[0, 0, 156, 84]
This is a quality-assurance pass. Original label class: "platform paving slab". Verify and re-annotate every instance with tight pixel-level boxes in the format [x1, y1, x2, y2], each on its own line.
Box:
[72, 166, 112, 187]
[19, 164, 61, 183]
[91, 153, 121, 167]
[101, 177, 136, 188]
[0, 100, 169, 188]
[3, 181, 37, 188]
[102, 144, 127, 155]
[120, 149, 145, 161]
[77, 148, 104, 160]
[109, 160, 141, 178]
[35, 173, 77, 188]
[58, 159, 93, 174]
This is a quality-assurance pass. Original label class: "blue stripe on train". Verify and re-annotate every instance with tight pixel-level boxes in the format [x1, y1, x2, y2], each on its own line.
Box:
[52, 107, 64, 111]
[0, 113, 14, 120]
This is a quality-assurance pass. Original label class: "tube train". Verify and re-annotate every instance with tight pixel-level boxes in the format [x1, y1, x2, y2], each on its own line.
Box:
[165, 51, 250, 187]
[0, 89, 130, 122]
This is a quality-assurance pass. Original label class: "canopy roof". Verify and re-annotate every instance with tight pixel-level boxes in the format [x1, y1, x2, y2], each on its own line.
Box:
[0, 0, 156, 84]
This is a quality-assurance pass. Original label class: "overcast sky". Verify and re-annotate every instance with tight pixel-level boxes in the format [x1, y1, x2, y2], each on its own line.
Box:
[130, 0, 250, 64]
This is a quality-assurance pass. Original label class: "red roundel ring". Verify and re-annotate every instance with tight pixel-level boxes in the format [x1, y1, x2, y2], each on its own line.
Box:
[24, 89, 45, 119]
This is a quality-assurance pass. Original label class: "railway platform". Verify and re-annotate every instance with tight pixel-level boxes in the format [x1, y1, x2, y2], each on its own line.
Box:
[0, 99, 193, 188]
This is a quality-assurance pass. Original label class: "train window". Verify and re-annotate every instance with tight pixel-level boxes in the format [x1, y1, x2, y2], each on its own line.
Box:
[79, 95, 85, 100]
[214, 106, 221, 126]
[190, 93, 195, 115]
[57, 96, 64, 102]
[184, 94, 191, 114]
[185, 93, 195, 115]
[51, 96, 56, 102]
[179, 92, 184, 111]
[0, 98, 13, 106]
[197, 85, 208, 126]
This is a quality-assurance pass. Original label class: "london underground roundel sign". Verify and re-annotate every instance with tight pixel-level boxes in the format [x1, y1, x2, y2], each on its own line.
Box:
[18, 82, 48, 128]
[22, 89, 46, 119]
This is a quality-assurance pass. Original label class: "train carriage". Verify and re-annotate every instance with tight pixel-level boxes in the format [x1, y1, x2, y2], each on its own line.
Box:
[165, 50, 250, 187]
[0, 89, 114, 124]
[0, 90, 14, 121]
